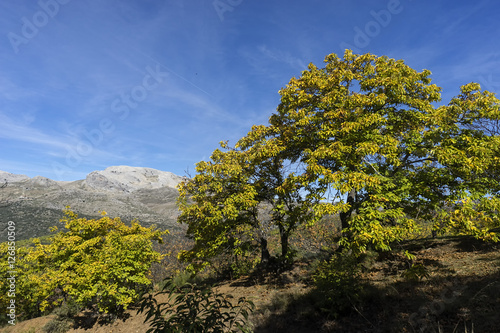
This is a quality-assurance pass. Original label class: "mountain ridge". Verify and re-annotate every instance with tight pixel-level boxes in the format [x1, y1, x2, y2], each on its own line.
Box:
[0, 166, 183, 191]
[0, 166, 185, 242]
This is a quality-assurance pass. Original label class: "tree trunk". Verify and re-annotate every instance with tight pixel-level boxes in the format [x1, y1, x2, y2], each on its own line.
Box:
[260, 237, 271, 263]
[340, 189, 356, 231]
[279, 225, 289, 260]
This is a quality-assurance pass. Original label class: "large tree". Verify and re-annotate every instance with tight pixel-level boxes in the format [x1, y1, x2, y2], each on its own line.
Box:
[177, 138, 317, 270]
[177, 144, 262, 272]
[178, 50, 500, 267]
[265, 50, 500, 251]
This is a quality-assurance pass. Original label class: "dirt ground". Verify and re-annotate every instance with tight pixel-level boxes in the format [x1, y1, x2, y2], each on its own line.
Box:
[2, 236, 499, 333]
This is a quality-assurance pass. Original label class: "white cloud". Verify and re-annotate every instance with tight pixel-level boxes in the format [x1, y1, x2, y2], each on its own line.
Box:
[0, 113, 69, 150]
[257, 45, 307, 71]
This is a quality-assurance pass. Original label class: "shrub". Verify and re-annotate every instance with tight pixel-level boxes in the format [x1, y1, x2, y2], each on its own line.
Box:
[0, 208, 167, 321]
[42, 320, 72, 333]
[138, 278, 255, 333]
[402, 263, 430, 282]
[312, 252, 363, 318]
[42, 300, 81, 333]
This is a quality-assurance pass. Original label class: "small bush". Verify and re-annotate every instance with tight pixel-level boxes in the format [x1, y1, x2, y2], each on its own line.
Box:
[42, 300, 80, 333]
[170, 270, 195, 288]
[52, 300, 81, 318]
[312, 252, 363, 318]
[229, 256, 260, 279]
[138, 278, 255, 333]
[0, 209, 168, 320]
[42, 319, 72, 333]
[402, 263, 430, 282]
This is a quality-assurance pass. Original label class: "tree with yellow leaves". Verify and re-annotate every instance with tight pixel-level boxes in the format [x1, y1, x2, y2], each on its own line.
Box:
[178, 50, 499, 264]
[177, 138, 318, 270]
[0, 208, 167, 321]
[263, 50, 500, 251]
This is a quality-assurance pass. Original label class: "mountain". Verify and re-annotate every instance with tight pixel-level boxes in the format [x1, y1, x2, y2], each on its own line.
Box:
[83, 165, 182, 192]
[0, 170, 30, 183]
[0, 166, 185, 242]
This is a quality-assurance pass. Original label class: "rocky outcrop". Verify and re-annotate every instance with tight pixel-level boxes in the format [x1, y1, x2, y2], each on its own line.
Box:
[0, 171, 30, 183]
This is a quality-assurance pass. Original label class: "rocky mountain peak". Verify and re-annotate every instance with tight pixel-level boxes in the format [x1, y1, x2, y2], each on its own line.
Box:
[83, 166, 184, 192]
[0, 166, 184, 242]
[0, 170, 30, 183]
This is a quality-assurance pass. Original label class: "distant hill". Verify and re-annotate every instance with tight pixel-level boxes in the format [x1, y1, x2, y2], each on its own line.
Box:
[0, 166, 185, 242]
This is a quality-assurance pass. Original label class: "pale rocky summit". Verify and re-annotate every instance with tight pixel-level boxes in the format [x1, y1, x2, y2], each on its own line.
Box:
[26, 176, 61, 188]
[0, 170, 30, 183]
[83, 166, 183, 192]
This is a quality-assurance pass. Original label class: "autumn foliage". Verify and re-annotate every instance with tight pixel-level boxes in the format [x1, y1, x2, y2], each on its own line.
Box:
[0, 208, 167, 321]
[178, 50, 500, 270]
[1, 50, 499, 330]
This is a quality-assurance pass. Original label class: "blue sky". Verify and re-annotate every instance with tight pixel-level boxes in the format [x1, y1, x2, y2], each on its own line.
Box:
[0, 0, 499, 181]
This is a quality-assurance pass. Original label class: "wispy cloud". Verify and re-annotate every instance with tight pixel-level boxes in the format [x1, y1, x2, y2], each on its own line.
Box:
[0, 113, 69, 150]
[257, 45, 307, 71]
[0, 1, 499, 180]
[238, 44, 307, 78]
[441, 0, 490, 35]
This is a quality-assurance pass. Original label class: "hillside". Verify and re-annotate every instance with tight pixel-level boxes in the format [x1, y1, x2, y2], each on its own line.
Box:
[2, 236, 498, 333]
[0, 166, 184, 242]
[1, 165, 498, 332]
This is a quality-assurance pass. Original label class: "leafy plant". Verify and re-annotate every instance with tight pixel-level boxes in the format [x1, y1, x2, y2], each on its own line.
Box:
[402, 263, 430, 282]
[42, 300, 82, 333]
[42, 319, 72, 333]
[0, 208, 167, 320]
[138, 278, 255, 333]
[312, 252, 363, 318]
[178, 49, 500, 264]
